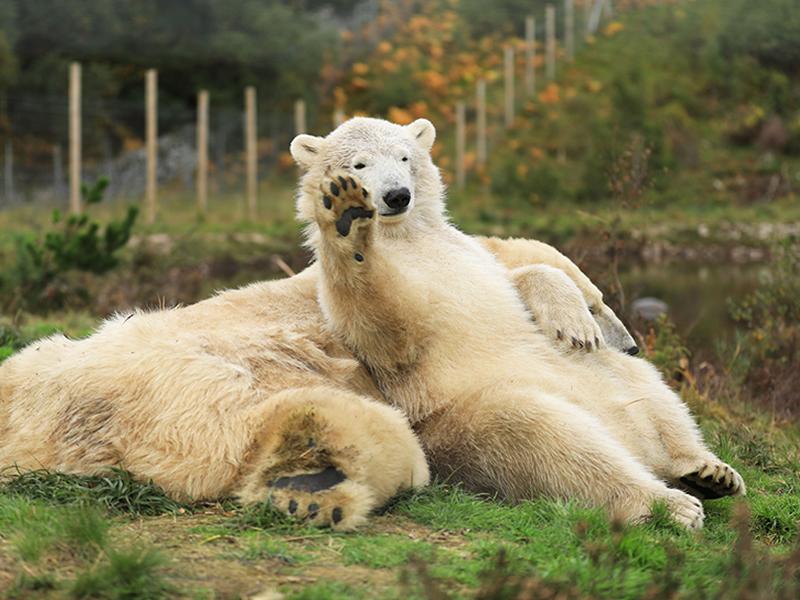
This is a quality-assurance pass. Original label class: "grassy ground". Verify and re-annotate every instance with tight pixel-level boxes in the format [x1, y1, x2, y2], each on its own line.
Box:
[0, 392, 798, 599]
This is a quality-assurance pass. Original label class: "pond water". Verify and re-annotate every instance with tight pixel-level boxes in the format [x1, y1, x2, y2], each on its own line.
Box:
[618, 262, 771, 360]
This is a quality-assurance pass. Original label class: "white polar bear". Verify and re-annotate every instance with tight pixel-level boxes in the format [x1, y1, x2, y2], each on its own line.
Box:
[0, 231, 634, 529]
[292, 116, 745, 529]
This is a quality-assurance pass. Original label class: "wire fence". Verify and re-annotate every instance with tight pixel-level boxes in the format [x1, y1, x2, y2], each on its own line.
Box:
[0, 0, 616, 215]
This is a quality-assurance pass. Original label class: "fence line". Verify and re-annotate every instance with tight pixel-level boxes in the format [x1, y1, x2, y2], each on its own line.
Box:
[0, 0, 619, 217]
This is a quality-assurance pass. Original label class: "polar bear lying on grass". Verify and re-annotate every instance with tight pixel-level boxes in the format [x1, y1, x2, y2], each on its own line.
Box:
[0, 117, 743, 531]
[293, 117, 745, 530]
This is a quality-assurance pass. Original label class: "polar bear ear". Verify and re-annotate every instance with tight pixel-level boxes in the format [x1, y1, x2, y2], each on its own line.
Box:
[290, 134, 325, 170]
[406, 118, 436, 152]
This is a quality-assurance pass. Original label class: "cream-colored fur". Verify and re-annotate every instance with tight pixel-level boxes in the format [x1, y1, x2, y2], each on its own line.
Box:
[0, 231, 625, 528]
[295, 117, 745, 529]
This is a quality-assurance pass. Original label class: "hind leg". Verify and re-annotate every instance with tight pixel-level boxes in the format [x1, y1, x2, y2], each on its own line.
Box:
[594, 352, 745, 500]
[418, 385, 705, 530]
[235, 386, 429, 530]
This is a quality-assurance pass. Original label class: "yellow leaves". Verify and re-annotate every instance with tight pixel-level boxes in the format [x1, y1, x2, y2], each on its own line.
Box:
[340, 30, 353, 43]
[388, 101, 429, 125]
[351, 77, 369, 91]
[586, 79, 603, 93]
[604, 21, 624, 36]
[420, 70, 448, 95]
[388, 106, 414, 125]
[516, 163, 529, 179]
[352, 63, 369, 76]
[530, 147, 544, 160]
[378, 41, 392, 55]
[380, 59, 397, 74]
[409, 101, 429, 119]
[538, 83, 560, 105]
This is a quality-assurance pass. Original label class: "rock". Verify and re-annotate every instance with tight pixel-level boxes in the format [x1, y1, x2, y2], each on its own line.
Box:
[631, 297, 669, 321]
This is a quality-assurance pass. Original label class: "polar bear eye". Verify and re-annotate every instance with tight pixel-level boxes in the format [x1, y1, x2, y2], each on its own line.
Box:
[401, 157, 409, 162]
[353, 163, 366, 170]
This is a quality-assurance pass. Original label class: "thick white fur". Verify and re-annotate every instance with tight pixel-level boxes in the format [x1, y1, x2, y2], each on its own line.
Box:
[298, 117, 745, 529]
[0, 233, 630, 528]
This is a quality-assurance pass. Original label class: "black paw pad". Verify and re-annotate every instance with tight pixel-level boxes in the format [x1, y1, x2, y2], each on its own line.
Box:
[308, 503, 320, 518]
[330, 181, 340, 196]
[288, 499, 298, 514]
[269, 466, 346, 493]
[338, 176, 348, 190]
[323, 195, 332, 209]
[335, 206, 374, 237]
[332, 507, 343, 524]
[362, 188, 369, 198]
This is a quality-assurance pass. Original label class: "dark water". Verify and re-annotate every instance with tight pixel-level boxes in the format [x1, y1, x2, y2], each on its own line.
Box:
[618, 263, 770, 360]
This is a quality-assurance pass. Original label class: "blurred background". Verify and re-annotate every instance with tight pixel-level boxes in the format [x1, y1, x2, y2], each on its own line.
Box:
[0, 0, 798, 414]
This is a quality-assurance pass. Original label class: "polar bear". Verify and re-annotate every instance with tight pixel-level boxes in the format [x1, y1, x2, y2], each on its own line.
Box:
[0, 227, 631, 528]
[293, 116, 745, 529]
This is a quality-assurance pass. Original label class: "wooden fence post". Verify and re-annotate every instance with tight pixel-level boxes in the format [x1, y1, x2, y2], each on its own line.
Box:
[145, 69, 157, 224]
[476, 79, 487, 167]
[455, 101, 466, 188]
[245, 86, 258, 219]
[585, 0, 593, 38]
[546, 5, 556, 82]
[587, 0, 604, 35]
[604, 0, 614, 19]
[504, 45, 515, 129]
[3, 141, 12, 205]
[69, 62, 81, 214]
[196, 90, 209, 215]
[294, 99, 306, 135]
[565, 0, 575, 62]
[525, 16, 536, 97]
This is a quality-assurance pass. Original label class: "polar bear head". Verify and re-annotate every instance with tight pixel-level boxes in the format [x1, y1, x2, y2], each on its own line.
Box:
[291, 117, 445, 233]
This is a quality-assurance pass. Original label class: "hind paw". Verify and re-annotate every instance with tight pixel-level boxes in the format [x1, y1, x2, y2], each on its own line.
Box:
[678, 459, 746, 500]
[664, 488, 705, 530]
[268, 479, 374, 530]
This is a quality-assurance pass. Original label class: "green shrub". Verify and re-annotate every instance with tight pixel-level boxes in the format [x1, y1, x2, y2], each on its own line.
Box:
[1, 177, 137, 312]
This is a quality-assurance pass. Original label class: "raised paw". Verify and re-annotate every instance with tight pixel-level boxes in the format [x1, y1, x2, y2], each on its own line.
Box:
[267, 479, 375, 530]
[664, 488, 705, 530]
[318, 172, 376, 239]
[678, 460, 746, 500]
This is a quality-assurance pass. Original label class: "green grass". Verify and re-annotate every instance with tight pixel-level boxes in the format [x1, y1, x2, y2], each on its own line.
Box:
[0, 468, 187, 516]
[5, 427, 796, 599]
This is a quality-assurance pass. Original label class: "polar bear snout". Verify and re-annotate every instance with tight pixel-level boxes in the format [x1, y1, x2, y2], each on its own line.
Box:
[381, 187, 411, 215]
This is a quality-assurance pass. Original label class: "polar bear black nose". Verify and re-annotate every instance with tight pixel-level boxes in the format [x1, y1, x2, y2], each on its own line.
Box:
[383, 188, 411, 210]
[626, 345, 640, 356]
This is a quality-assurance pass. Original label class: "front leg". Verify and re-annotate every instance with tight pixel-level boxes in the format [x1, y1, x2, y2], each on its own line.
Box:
[313, 172, 376, 267]
[511, 264, 604, 352]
